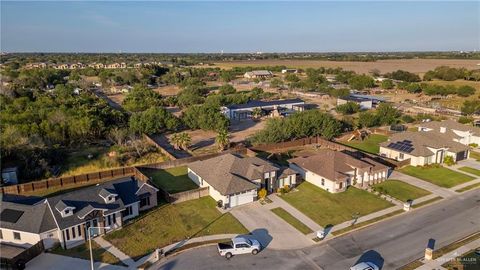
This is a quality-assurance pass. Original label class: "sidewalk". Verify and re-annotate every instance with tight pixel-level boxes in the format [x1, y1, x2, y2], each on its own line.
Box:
[391, 171, 456, 198]
[94, 237, 135, 267]
[416, 238, 480, 270]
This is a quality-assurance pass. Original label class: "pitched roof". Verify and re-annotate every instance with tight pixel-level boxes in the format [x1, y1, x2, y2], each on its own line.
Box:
[245, 70, 273, 76]
[188, 154, 279, 195]
[380, 131, 469, 157]
[225, 98, 304, 110]
[45, 177, 154, 229]
[419, 120, 480, 136]
[288, 149, 387, 182]
[0, 199, 56, 234]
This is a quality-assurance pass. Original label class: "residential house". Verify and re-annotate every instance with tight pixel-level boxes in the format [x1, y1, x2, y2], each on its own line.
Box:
[244, 70, 273, 79]
[379, 131, 469, 166]
[106, 63, 127, 69]
[336, 94, 385, 110]
[281, 69, 298, 74]
[88, 63, 105, 69]
[417, 120, 480, 146]
[54, 64, 70, 70]
[288, 149, 389, 193]
[188, 154, 296, 208]
[221, 98, 305, 120]
[0, 177, 158, 250]
[25, 62, 47, 69]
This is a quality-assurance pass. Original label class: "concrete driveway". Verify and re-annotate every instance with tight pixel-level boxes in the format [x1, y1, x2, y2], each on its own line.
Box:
[230, 202, 313, 250]
[458, 159, 480, 170]
[26, 253, 127, 270]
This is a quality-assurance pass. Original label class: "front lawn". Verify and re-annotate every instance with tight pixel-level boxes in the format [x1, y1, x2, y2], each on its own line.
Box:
[470, 151, 480, 161]
[341, 134, 388, 154]
[50, 241, 125, 266]
[141, 166, 199, 194]
[458, 166, 480, 177]
[104, 196, 248, 259]
[399, 165, 475, 188]
[281, 182, 393, 226]
[271, 207, 313, 234]
[372, 179, 431, 202]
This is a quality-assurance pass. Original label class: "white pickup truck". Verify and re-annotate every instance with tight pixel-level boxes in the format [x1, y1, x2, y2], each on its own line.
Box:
[217, 237, 262, 259]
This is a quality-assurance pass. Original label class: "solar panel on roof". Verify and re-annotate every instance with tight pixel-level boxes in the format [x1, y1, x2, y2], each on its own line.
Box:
[0, 209, 24, 223]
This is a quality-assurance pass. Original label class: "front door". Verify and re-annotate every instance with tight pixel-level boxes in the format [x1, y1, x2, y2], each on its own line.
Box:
[85, 219, 99, 238]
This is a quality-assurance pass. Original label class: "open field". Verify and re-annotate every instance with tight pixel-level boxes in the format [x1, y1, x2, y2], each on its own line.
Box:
[425, 79, 480, 109]
[142, 166, 199, 194]
[339, 134, 388, 154]
[372, 180, 431, 202]
[271, 207, 313, 234]
[153, 85, 181, 96]
[213, 59, 480, 74]
[399, 166, 475, 188]
[281, 182, 393, 226]
[50, 241, 125, 266]
[105, 196, 248, 259]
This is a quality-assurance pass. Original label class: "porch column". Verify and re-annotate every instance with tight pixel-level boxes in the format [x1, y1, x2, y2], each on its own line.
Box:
[99, 217, 106, 234]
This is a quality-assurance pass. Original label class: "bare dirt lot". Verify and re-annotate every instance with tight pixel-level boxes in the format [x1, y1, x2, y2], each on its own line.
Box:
[214, 59, 480, 74]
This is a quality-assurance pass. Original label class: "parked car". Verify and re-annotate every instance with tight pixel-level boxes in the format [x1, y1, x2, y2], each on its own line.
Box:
[217, 237, 262, 259]
[350, 262, 379, 270]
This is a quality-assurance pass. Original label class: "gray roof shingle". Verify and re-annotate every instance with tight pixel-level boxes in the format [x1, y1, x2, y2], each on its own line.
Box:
[188, 154, 279, 195]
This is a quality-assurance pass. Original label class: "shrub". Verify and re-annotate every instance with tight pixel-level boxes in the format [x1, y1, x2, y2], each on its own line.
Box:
[258, 188, 267, 200]
[469, 143, 478, 148]
[283, 185, 291, 193]
[443, 156, 455, 166]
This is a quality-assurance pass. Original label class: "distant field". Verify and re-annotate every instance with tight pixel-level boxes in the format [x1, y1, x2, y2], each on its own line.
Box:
[213, 59, 480, 74]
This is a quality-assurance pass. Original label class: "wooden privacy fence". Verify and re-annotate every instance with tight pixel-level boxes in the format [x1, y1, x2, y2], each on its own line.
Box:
[251, 136, 410, 169]
[1, 167, 136, 195]
[158, 186, 210, 204]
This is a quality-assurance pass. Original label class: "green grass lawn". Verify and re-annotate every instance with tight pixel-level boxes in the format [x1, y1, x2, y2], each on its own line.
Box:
[142, 166, 199, 194]
[341, 134, 388, 154]
[281, 182, 393, 226]
[470, 151, 480, 161]
[372, 179, 431, 202]
[399, 166, 475, 188]
[50, 241, 125, 266]
[271, 207, 313, 234]
[458, 166, 480, 177]
[104, 196, 248, 259]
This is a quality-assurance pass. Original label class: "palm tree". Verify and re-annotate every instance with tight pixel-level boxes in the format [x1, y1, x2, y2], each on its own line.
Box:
[178, 132, 191, 151]
[252, 108, 262, 119]
[170, 132, 191, 151]
[215, 129, 230, 151]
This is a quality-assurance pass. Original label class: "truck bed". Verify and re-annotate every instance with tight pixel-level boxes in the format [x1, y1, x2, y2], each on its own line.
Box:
[217, 242, 233, 250]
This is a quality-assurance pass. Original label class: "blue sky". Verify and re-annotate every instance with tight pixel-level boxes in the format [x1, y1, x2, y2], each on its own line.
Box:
[1, 1, 479, 53]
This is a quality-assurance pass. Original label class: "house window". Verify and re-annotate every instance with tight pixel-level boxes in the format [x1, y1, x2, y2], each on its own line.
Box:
[0, 230, 3, 239]
[321, 179, 325, 186]
[77, 225, 81, 236]
[122, 206, 133, 217]
[107, 215, 111, 226]
[140, 197, 150, 208]
[72, 227, 76, 238]
[339, 182, 343, 189]
[13, 232, 21, 240]
[399, 153, 404, 159]
[112, 213, 116, 225]
[65, 230, 70, 241]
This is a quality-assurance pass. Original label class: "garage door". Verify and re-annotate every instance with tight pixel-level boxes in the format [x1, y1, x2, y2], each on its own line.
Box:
[229, 191, 254, 208]
[456, 151, 467, 161]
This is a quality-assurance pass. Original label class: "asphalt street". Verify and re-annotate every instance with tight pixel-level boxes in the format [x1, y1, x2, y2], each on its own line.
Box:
[153, 188, 480, 270]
